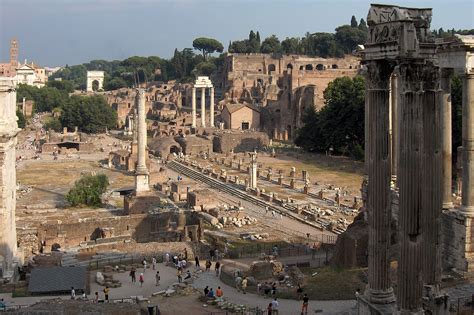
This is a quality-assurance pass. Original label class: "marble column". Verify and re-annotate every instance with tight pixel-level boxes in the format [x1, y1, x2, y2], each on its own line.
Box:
[249, 152, 258, 189]
[390, 73, 399, 181]
[441, 69, 453, 209]
[191, 87, 196, 128]
[135, 88, 149, 193]
[365, 61, 395, 304]
[397, 63, 442, 313]
[201, 87, 206, 128]
[210, 87, 215, 127]
[462, 73, 474, 214]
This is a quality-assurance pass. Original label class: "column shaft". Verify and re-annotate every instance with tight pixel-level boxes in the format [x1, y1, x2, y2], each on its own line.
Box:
[421, 90, 443, 286]
[136, 89, 147, 172]
[441, 70, 453, 209]
[390, 74, 399, 180]
[201, 87, 206, 128]
[398, 90, 423, 311]
[192, 87, 196, 128]
[366, 87, 395, 303]
[462, 74, 474, 213]
[210, 87, 215, 127]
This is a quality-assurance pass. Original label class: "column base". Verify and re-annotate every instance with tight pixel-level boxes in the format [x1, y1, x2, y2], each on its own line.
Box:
[460, 205, 474, 216]
[442, 202, 454, 210]
[135, 174, 150, 194]
[367, 287, 396, 304]
[359, 294, 397, 315]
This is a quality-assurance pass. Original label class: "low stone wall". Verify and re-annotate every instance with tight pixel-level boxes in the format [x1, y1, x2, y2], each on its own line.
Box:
[213, 132, 269, 153]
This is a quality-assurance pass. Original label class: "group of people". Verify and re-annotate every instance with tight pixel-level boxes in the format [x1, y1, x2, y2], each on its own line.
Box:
[203, 285, 224, 300]
[257, 281, 278, 297]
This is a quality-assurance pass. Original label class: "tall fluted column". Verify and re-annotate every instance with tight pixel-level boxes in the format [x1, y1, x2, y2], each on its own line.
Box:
[462, 73, 474, 214]
[397, 63, 442, 313]
[365, 61, 395, 304]
[135, 88, 149, 194]
[441, 69, 453, 209]
[420, 66, 442, 291]
[390, 73, 399, 181]
[191, 87, 196, 128]
[201, 87, 206, 128]
[210, 87, 215, 127]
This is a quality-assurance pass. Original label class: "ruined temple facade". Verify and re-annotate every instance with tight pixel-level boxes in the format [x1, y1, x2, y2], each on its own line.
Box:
[221, 53, 360, 140]
[0, 77, 20, 281]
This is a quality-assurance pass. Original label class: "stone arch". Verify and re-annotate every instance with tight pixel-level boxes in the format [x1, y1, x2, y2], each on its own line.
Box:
[170, 145, 180, 154]
[86, 71, 104, 92]
[316, 64, 324, 71]
[332, 64, 339, 69]
[305, 64, 313, 71]
[287, 63, 293, 70]
[268, 64, 276, 73]
[91, 80, 100, 91]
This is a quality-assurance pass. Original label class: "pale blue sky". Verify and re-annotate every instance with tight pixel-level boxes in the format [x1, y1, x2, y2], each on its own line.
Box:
[1, 0, 473, 66]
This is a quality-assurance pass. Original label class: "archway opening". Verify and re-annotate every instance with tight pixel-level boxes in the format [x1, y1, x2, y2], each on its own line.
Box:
[92, 80, 100, 91]
[305, 64, 313, 71]
[332, 64, 339, 69]
[316, 64, 324, 71]
[268, 64, 276, 73]
[287, 63, 293, 70]
[170, 145, 180, 154]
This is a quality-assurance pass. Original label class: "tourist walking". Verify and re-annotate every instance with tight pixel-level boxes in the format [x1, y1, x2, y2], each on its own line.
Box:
[103, 286, 110, 303]
[139, 273, 144, 287]
[184, 270, 192, 280]
[143, 258, 147, 272]
[296, 284, 303, 300]
[94, 292, 99, 303]
[152, 256, 157, 270]
[235, 275, 242, 292]
[130, 267, 136, 283]
[155, 271, 160, 286]
[165, 252, 170, 264]
[204, 286, 209, 296]
[271, 282, 277, 295]
[241, 277, 248, 294]
[215, 261, 221, 277]
[177, 268, 183, 283]
[205, 259, 212, 271]
[266, 303, 273, 315]
[184, 248, 188, 260]
[195, 255, 200, 268]
[271, 298, 279, 314]
[301, 294, 309, 315]
[71, 287, 75, 300]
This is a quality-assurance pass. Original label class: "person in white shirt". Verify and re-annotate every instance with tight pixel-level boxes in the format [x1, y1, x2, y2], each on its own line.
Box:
[271, 298, 279, 314]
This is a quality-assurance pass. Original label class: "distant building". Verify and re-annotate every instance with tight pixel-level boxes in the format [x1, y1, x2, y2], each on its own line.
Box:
[0, 39, 18, 77]
[221, 103, 260, 130]
[16, 61, 47, 87]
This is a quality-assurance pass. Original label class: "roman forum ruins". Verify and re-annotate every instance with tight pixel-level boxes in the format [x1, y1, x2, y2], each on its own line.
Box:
[1, 2, 474, 314]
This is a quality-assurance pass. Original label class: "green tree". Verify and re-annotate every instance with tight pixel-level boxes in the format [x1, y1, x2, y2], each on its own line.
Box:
[229, 40, 250, 53]
[16, 110, 26, 128]
[296, 76, 365, 159]
[248, 30, 261, 53]
[281, 37, 303, 54]
[192, 37, 224, 59]
[192, 61, 217, 76]
[351, 15, 358, 28]
[261, 35, 282, 54]
[358, 18, 368, 32]
[335, 25, 367, 54]
[66, 174, 109, 207]
[43, 117, 62, 132]
[60, 95, 117, 133]
[46, 80, 74, 93]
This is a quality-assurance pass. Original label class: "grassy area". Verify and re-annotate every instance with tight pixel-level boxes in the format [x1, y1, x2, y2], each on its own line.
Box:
[11, 284, 30, 298]
[298, 266, 365, 300]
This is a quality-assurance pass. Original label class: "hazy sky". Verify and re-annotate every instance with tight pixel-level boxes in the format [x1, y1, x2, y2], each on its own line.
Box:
[1, 0, 473, 66]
